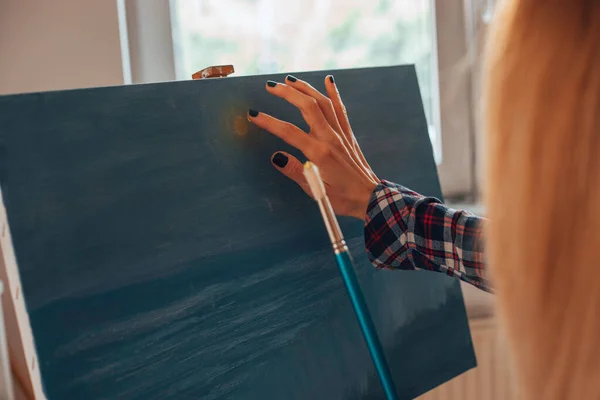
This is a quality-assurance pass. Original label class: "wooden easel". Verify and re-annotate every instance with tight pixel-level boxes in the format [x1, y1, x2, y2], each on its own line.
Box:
[0, 190, 44, 400]
[0, 281, 15, 400]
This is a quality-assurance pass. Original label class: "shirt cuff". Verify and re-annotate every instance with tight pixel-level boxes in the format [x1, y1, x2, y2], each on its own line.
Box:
[363, 181, 422, 270]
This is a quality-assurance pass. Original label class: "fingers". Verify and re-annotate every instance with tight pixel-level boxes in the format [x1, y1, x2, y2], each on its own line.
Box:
[284, 75, 344, 135]
[265, 81, 330, 134]
[248, 109, 316, 155]
[270, 151, 312, 197]
[324, 75, 378, 180]
[324, 75, 353, 143]
[250, 77, 378, 184]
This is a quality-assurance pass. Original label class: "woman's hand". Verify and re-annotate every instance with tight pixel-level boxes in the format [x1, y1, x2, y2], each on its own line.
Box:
[248, 75, 379, 220]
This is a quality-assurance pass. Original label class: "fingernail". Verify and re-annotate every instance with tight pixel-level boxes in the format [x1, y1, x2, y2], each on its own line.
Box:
[266, 80, 277, 87]
[286, 75, 297, 83]
[248, 109, 259, 117]
[272, 153, 288, 168]
[329, 75, 335, 84]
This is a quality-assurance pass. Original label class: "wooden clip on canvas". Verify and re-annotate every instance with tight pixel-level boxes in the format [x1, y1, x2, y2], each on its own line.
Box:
[192, 65, 235, 80]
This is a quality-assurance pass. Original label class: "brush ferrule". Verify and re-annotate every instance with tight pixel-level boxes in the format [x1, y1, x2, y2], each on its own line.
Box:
[304, 162, 346, 247]
[315, 195, 345, 247]
[332, 240, 348, 255]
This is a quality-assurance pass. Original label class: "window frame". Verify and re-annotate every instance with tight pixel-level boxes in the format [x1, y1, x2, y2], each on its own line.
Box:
[120, 0, 476, 199]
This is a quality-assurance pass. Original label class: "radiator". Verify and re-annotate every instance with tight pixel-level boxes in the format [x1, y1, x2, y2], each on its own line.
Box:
[416, 318, 516, 400]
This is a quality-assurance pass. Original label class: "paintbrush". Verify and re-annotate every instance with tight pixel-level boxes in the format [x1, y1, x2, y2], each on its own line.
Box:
[303, 162, 399, 400]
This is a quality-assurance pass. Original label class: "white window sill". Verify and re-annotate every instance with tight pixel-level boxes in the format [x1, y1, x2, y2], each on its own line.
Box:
[447, 202, 486, 217]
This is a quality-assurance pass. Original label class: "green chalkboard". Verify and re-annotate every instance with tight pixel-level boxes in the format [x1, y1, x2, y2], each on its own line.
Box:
[0, 66, 475, 399]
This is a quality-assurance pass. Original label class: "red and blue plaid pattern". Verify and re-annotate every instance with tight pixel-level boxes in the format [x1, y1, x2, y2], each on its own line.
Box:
[364, 181, 491, 293]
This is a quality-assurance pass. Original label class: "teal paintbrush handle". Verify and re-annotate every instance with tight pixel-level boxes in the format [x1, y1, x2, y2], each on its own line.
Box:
[334, 250, 399, 400]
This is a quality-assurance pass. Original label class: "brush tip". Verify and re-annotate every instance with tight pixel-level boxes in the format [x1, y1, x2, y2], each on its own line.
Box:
[303, 162, 326, 201]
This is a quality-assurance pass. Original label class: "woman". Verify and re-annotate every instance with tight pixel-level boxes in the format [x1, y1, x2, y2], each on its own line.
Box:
[249, 1, 600, 398]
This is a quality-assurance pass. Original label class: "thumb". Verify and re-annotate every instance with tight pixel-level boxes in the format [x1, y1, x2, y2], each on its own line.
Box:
[271, 152, 312, 197]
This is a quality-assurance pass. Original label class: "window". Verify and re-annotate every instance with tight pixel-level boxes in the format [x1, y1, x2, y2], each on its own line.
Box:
[122, 0, 474, 199]
[170, 0, 439, 161]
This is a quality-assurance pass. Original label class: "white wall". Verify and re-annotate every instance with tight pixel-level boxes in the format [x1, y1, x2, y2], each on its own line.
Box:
[0, 0, 125, 95]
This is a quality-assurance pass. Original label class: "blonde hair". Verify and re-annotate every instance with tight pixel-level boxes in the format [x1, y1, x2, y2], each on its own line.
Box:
[484, 0, 600, 398]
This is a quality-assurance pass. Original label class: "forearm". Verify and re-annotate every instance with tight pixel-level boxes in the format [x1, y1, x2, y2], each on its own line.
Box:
[364, 181, 492, 293]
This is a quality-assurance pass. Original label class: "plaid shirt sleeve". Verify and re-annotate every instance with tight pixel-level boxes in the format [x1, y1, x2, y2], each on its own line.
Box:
[364, 180, 491, 293]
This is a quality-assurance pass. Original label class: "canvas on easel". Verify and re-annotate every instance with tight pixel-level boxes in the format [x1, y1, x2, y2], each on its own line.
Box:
[0, 66, 476, 399]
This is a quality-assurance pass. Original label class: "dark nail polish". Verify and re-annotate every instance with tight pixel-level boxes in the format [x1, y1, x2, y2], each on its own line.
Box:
[286, 75, 297, 83]
[329, 75, 335, 84]
[267, 80, 277, 87]
[272, 153, 288, 168]
[248, 109, 259, 117]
